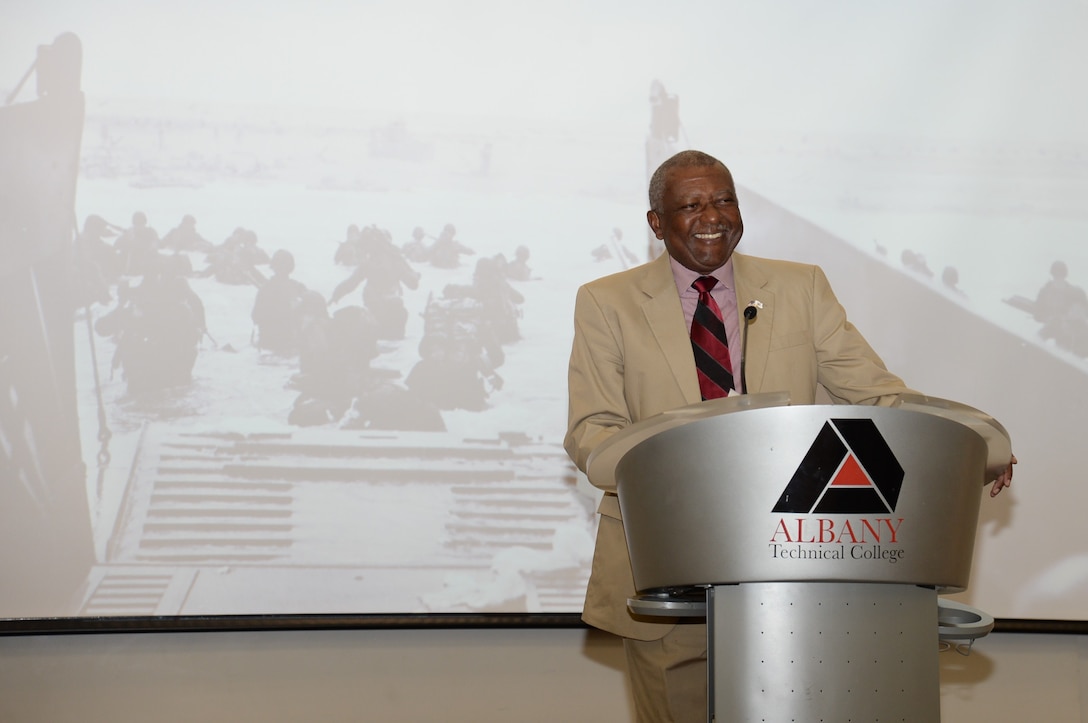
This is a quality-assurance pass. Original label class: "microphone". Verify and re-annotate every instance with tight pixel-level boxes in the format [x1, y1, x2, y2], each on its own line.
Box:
[740, 301, 761, 393]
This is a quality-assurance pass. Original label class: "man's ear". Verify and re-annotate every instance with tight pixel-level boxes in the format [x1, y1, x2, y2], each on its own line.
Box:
[646, 210, 663, 240]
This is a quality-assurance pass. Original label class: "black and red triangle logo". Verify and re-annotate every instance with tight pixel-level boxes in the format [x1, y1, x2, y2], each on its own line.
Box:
[772, 419, 904, 514]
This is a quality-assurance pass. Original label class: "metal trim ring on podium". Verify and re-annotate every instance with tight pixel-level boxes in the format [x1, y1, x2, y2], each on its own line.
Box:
[586, 392, 1011, 722]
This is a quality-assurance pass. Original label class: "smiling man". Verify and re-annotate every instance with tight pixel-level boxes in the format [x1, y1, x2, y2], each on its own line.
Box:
[646, 157, 744, 274]
[564, 149, 1014, 722]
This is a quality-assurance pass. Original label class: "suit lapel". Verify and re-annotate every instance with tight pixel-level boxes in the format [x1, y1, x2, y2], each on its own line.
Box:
[637, 254, 702, 406]
[733, 253, 773, 394]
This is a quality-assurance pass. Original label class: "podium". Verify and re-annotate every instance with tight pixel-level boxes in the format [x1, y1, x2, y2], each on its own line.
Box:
[586, 392, 1011, 722]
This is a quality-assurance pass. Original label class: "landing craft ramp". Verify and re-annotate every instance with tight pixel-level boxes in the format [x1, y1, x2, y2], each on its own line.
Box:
[81, 427, 589, 616]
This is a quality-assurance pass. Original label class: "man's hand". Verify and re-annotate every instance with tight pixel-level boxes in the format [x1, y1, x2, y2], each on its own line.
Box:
[990, 455, 1017, 497]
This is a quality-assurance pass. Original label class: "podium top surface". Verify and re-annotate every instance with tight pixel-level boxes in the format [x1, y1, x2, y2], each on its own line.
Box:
[586, 391, 1011, 491]
[891, 392, 1012, 476]
[587, 392, 792, 490]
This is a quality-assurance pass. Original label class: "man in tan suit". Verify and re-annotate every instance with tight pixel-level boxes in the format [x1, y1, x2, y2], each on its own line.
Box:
[564, 150, 1013, 722]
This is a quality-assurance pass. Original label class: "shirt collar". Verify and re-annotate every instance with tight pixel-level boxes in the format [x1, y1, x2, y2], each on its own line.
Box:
[668, 254, 735, 295]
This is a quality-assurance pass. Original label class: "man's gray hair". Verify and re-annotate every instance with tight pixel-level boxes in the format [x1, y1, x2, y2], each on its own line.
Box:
[647, 150, 727, 213]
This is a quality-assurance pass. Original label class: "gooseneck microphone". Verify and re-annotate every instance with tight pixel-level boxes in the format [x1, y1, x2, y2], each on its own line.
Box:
[740, 302, 760, 393]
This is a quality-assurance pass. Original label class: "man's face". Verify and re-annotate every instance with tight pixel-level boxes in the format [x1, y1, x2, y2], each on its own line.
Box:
[647, 163, 744, 273]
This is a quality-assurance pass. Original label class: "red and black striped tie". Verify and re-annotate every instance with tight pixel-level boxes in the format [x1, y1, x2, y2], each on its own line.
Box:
[690, 275, 734, 400]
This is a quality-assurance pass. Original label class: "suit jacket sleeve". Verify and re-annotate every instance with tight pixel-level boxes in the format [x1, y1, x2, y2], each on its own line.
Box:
[808, 264, 910, 405]
[564, 283, 631, 476]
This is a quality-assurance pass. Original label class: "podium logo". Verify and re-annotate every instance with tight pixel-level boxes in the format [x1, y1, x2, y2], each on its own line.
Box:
[772, 418, 904, 514]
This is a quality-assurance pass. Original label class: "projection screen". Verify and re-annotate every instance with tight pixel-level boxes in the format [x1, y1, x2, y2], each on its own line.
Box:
[2, 0, 1085, 629]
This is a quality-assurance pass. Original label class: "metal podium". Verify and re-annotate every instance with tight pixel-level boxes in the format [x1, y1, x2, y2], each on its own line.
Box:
[586, 392, 1011, 722]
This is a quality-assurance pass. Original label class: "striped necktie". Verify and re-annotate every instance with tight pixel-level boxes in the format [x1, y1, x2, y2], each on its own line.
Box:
[690, 275, 734, 400]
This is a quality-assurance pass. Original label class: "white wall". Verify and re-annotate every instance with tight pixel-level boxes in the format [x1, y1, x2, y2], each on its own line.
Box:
[1, 628, 1085, 722]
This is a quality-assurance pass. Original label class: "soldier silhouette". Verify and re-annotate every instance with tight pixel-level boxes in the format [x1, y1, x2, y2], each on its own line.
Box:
[95, 254, 206, 394]
[252, 249, 309, 354]
[329, 225, 420, 340]
[113, 211, 161, 277]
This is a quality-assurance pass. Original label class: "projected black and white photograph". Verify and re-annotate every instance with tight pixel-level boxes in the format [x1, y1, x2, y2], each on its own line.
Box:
[2, 0, 1086, 625]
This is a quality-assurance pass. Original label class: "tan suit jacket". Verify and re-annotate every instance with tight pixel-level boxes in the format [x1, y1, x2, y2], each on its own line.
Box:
[564, 251, 910, 640]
